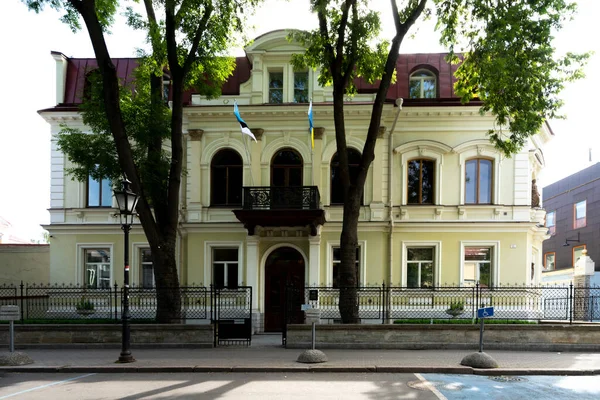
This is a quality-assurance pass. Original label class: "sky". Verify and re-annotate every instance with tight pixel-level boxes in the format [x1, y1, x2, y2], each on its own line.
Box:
[0, 0, 598, 242]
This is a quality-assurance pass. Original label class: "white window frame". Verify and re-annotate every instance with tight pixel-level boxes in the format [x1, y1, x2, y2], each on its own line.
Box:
[455, 142, 501, 205]
[75, 243, 114, 288]
[326, 240, 366, 286]
[293, 70, 309, 103]
[395, 141, 451, 206]
[460, 241, 500, 287]
[265, 66, 286, 104]
[409, 69, 437, 99]
[203, 241, 244, 288]
[401, 241, 442, 287]
[132, 242, 152, 288]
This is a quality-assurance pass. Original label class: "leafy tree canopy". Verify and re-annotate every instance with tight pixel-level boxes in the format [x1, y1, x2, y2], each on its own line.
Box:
[291, 0, 589, 157]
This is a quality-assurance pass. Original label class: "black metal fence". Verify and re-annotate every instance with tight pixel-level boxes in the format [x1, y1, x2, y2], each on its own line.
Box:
[0, 283, 223, 322]
[292, 283, 600, 324]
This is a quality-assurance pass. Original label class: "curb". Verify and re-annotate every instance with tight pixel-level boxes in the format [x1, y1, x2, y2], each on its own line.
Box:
[2, 365, 600, 375]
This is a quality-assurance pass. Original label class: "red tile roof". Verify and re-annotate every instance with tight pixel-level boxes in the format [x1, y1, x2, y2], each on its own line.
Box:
[47, 52, 460, 110]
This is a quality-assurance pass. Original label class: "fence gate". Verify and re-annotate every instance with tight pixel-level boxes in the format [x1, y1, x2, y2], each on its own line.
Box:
[212, 286, 252, 347]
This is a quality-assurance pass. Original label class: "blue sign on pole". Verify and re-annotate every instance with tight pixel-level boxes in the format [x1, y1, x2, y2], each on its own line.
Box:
[477, 306, 494, 318]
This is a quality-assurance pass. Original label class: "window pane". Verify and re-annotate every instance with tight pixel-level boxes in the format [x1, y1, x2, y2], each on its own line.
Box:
[409, 80, 421, 98]
[422, 79, 436, 98]
[465, 160, 476, 204]
[465, 247, 490, 261]
[142, 265, 154, 288]
[575, 201, 586, 219]
[289, 168, 302, 186]
[479, 263, 491, 287]
[407, 264, 419, 288]
[101, 178, 112, 206]
[421, 160, 434, 203]
[545, 253, 555, 270]
[294, 72, 308, 103]
[214, 248, 238, 262]
[228, 166, 243, 205]
[141, 249, 152, 262]
[269, 72, 283, 104]
[227, 263, 239, 288]
[420, 262, 434, 288]
[407, 160, 420, 204]
[214, 264, 224, 288]
[478, 160, 492, 203]
[88, 177, 100, 207]
[211, 168, 227, 205]
[546, 212, 555, 227]
[407, 247, 433, 261]
[86, 249, 110, 263]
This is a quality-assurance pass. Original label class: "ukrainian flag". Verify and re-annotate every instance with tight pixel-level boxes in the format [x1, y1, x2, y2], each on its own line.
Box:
[308, 100, 314, 149]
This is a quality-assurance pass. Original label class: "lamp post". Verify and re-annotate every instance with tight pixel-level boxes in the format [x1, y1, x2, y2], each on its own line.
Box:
[114, 177, 140, 363]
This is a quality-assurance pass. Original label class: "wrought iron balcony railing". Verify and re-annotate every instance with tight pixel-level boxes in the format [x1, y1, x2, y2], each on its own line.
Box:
[242, 186, 321, 210]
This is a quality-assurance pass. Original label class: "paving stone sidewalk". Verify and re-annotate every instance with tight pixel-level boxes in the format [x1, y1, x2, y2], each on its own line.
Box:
[2, 334, 600, 375]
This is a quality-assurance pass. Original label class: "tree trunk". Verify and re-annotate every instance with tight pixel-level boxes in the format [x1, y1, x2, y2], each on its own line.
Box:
[152, 239, 182, 323]
[338, 186, 362, 323]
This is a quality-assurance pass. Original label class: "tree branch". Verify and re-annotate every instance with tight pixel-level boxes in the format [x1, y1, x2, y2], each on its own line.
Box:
[182, 3, 214, 76]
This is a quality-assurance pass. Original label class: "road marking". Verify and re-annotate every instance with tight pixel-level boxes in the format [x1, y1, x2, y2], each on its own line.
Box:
[0, 373, 97, 399]
[414, 373, 448, 400]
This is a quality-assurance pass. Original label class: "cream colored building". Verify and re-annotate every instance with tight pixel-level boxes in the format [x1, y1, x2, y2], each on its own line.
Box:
[40, 31, 550, 331]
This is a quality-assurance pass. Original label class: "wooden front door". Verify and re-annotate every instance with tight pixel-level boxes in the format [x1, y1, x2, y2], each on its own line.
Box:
[264, 247, 305, 332]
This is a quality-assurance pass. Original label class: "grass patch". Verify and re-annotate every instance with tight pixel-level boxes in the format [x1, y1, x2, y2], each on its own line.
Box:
[393, 319, 537, 325]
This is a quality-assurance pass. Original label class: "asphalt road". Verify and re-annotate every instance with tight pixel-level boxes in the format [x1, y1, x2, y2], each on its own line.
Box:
[0, 372, 599, 399]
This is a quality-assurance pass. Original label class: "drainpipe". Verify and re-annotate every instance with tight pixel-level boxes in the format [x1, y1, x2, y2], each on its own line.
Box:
[388, 98, 403, 287]
[387, 98, 403, 323]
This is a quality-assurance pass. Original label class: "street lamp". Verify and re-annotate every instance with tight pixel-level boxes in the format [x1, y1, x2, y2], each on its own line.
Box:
[114, 177, 140, 363]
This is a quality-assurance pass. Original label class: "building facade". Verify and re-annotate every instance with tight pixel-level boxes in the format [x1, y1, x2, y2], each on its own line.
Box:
[40, 31, 550, 331]
[542, 162, 600, 275]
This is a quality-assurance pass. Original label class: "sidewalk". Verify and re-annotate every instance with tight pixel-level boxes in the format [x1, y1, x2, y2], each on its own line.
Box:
[2, 334, 600, 375]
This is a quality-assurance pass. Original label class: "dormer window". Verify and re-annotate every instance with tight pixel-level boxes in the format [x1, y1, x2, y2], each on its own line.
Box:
[269, 72, 284, 103]
[409, 69, 436, 99]
[294, 72, 309, 103]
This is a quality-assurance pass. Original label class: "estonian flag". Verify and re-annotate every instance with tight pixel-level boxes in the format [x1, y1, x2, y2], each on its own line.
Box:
[234, 102, 257, 142]
[308, 100, 314, 149]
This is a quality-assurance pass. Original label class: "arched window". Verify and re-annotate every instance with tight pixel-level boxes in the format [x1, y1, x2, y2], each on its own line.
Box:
[407, 159, 435, 204]
[271, 148, 303, 187]
[211, 149, 243, 206]
[409, 69, 436, 99]
[330, 149, 362, 205]
[465, 158, 493, 204]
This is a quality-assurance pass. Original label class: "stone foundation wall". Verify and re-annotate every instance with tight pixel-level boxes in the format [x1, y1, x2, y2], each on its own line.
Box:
[286, 324, 600, 351]
[0, 324, 213, 348]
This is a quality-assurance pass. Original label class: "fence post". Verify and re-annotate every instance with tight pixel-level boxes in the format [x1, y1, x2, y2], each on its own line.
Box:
[114, 282, 118, 321]
[569, 283, 574, 324]
[381, 282, 386, 324]
[20, 281, 24, 322]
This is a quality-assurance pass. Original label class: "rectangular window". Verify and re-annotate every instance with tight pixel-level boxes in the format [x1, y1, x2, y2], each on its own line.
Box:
[268, 72, 283, 104]
[141, 248, 153, 288]
[544, 252, 556, 271]
[465, 159, 492, 204]
[574, 200, 586, 229]
[84, 248, 111, 289]
[573, 245, 586, 267]
[546, 211, 556, 235]
[213, 248, 239, 289]
[332, 246, 360, 288]
[87, 176, 112, 207]
[293, 72, 309, 103]
[407, 159, 434, 204]
[463, 247, 492, 287]
[406, 247, 434, 288]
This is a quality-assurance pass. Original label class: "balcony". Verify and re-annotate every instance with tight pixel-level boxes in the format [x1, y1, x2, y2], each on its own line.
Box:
[233, 186, 326, 236]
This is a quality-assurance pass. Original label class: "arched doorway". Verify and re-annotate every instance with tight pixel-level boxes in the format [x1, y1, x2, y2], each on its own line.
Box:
[271, 148, 303, 187]
[264, 246, 305, 332]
